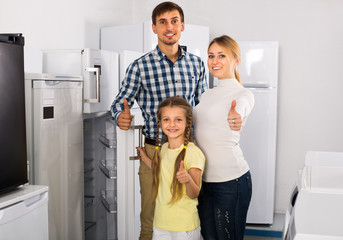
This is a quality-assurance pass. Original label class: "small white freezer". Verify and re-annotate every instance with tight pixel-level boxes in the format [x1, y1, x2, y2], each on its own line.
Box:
[0, 185, 49, 240]
[283, 151, 343, 240]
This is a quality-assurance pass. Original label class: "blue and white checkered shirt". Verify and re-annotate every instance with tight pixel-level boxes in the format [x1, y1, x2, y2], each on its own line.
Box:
[111, 46, 208, 140]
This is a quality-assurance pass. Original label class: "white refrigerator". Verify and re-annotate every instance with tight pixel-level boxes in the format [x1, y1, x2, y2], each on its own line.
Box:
[237, 41, 279, 224]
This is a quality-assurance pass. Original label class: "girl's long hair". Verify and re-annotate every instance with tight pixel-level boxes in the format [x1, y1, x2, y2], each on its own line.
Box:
[152, 96, 193, 204]
[208, 35, 242, 84]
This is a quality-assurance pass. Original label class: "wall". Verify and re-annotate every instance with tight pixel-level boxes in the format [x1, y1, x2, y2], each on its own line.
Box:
[1, 0, 343, 213]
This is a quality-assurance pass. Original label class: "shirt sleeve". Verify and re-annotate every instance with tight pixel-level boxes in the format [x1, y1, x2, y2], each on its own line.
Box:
[184, 144, 205, 172]
[110, 61, 141, 125]
[194, 60, 208, 106]
[235, 89, 255, 125]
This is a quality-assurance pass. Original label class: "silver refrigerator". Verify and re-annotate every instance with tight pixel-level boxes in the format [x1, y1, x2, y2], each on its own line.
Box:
[42, 49, 143, 240]
[25, 73, 84, 240]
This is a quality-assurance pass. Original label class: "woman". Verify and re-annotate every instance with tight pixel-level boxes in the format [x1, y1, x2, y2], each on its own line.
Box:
[193, 35, 255, 240]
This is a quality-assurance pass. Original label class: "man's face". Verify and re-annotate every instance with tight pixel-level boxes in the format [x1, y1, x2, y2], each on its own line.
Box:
[152, 10, 185, 46]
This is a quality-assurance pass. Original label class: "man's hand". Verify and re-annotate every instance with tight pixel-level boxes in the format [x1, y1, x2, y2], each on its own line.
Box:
[118, 99, 133, 130]
[228, 100, 242, 131]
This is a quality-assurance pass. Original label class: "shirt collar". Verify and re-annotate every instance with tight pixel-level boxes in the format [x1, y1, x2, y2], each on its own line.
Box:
[154, 45, 186, 62]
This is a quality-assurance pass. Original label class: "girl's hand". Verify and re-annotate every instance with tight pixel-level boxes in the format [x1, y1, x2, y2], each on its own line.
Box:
[136, 147, 146, 159]
[176, 161, 190, 184]
[136, 147, 152, 169]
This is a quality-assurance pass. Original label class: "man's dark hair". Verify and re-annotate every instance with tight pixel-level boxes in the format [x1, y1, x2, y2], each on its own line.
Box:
[152, 1, 184, 25]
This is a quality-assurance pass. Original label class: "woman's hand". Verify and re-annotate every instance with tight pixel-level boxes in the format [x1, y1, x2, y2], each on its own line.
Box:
[228, 100, 242, 131]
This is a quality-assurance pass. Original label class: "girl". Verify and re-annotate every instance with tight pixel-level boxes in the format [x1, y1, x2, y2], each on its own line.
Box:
[137, 96, 205, 240]
[193, 35, 255, 240]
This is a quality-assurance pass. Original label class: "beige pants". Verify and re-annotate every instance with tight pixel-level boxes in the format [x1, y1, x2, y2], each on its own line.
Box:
[139, 143, 156, 240]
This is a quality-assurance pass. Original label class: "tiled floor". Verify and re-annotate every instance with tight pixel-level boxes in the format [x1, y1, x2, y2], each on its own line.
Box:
[244, 213, 285, 240]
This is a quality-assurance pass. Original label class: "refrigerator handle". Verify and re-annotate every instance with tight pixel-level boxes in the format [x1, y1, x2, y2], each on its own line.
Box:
[84, 67, 100, 103]
[129, 125, 143, 160]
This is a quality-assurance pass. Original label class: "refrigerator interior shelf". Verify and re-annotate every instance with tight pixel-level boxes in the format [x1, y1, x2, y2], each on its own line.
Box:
[84, 158, 94, 164]
[99, 133, 117, 148]
[99, 159, 117, 179]
[85, 221, 96, 231]
[100, 190, 117, 214]
[84, 195, 95, 209]
[84, 177, 94, 183]
[84, 166, 94, 174]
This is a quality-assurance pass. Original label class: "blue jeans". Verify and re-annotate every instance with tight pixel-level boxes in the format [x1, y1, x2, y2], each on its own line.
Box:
[198, 171, 252, 240]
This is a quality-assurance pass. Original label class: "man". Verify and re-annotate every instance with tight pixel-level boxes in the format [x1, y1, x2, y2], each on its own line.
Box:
[111, 2, 242, 239]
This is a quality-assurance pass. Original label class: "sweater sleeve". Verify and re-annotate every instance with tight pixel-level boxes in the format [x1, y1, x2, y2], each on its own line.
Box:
[235, 89, 255, 125]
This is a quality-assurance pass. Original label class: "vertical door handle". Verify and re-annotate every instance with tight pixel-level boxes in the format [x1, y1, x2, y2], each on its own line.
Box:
[129, 125, 143, 160]
[84, 67, 100, 103]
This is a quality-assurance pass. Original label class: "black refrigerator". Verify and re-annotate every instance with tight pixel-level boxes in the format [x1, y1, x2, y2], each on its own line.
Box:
[0, 33, 28, 194]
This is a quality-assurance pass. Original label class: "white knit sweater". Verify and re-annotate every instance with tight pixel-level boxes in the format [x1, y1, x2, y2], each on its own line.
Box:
[193, 78, 254, 182]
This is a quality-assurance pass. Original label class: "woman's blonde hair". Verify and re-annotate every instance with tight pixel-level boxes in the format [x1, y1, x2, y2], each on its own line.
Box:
[152, 96, 193, 204]
[208, 35, 242, 83]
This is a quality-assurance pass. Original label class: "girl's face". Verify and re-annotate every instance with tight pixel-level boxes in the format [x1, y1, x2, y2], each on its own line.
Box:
[160, 106, 187, 142]
[208, 42, 239, 80]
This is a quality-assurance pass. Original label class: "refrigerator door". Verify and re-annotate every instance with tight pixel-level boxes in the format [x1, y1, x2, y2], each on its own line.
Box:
[116, 51, 144, 239]
[116, 108, 143, 240]
[0, 34, 28, 193]
[240, 88, 277, 224]
[25, 73, 84, 240]
[0, 185, 49, 240]
[237, 41, 278, 88]
[82, 49, 119, 113]
[42, 49, 119, 114]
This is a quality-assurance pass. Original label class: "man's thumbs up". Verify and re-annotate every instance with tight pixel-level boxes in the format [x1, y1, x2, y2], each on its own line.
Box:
[118, 99, 133, 130]
[123, 99, 130, 114]
[228, 100, 242, 131]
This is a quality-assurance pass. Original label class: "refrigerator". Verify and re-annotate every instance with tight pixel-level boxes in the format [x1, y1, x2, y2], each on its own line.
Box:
[0, 33, 28, 194]
[25, 73, 84, 240]
[42, 48, 144, 240]
[0, 185, 49, 240]
[237, 41, 279, 224]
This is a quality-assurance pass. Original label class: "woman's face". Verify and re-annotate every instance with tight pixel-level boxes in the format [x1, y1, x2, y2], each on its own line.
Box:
[208, 42, 239, 80]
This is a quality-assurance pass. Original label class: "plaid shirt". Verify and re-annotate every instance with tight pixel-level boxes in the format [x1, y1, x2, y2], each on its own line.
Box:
[111, 46, 208, 140]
